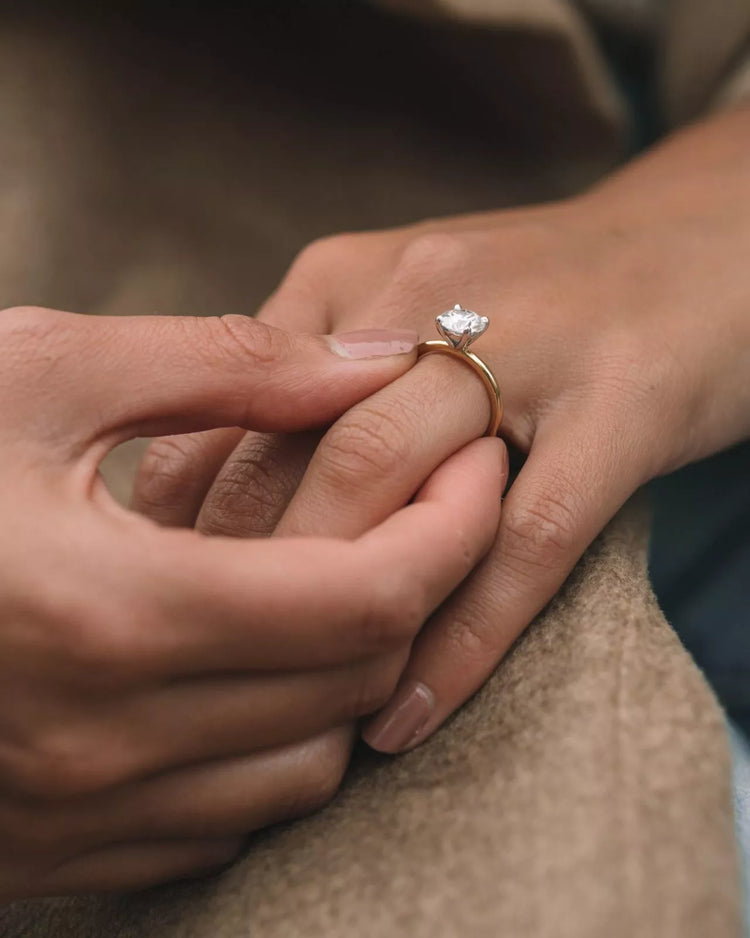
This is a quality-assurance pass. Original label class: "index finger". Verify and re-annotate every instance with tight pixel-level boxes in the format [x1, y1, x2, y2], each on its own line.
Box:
[119, 437, 506, 675]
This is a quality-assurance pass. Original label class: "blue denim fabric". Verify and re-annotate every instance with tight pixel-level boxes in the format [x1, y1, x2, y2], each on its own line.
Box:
[730, 722, 750, 937]
[649, 444, 750, 930]
[650, 442, 750, 738]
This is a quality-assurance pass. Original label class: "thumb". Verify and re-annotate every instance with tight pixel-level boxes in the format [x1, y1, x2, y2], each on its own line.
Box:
[16, 308, 418, 445]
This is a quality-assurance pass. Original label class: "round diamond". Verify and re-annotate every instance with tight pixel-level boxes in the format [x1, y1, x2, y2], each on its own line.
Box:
[436, 304, 489, 347]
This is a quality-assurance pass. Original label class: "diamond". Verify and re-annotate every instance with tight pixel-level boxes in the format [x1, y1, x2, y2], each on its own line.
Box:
[436, 304, 489, 349]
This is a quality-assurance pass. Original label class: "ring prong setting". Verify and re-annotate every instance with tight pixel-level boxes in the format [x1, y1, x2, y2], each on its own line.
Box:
[436, 303, 490, 351]
[419, 303, 502, 436]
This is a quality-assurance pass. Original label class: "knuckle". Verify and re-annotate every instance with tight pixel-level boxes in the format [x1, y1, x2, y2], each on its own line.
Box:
[9, 728, 115, 800]
[0, 305, 62, 342]
[65, 606, 135, 672]
[359, 573, 425, 653]
[205, 315, 293, 369]
[318, 403, 410, 488]
[453, 520, 482, 577]
[294, 735, 350, 815]
[348, 656, 405, 719]
[441, 596, 501, 667]
[133, 436, 201, 519]
[501, 485, 580, 574]
[12, 586, 150, 693]
[51, 598, 157, 688]
[199, 441, 287, 537]
[393, 233, 471, 292]
[0, 306, 66, 361]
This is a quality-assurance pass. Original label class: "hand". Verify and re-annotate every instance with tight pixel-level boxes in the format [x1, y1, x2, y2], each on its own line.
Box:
[0, 305, 505, 898]
[134, 106, 750, 753]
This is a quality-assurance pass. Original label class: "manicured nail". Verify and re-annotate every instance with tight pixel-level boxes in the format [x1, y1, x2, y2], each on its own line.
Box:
[362, 680, 435, 753]
[327, 329, 418, 359]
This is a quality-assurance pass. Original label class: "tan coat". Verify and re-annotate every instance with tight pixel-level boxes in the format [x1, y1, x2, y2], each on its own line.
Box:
[0, 2, 746, 935]
[376, 0, 750, 128]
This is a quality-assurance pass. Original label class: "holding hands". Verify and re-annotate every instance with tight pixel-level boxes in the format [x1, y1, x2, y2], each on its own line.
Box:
[0, 307, 504, 898]
[136, 107, 750, 753]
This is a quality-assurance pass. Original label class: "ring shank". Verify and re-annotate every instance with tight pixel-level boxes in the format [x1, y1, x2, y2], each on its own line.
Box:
[416, 339, 503, 437]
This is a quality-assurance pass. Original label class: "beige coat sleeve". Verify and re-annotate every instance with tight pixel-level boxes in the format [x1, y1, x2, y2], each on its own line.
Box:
[660, 0, 750, 122]
[377, 0, 750, 133]
[371, 0, 629, 154]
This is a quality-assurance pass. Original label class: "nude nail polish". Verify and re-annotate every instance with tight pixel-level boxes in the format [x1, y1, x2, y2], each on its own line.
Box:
[362, 681, 435, 753]
[327, 329, 418, 359]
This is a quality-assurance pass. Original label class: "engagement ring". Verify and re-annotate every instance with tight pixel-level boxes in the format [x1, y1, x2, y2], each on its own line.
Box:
[417, 304, 503, 436]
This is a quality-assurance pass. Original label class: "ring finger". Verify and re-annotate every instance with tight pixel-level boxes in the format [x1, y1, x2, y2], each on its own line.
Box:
[136, 341, 497, 545]
[276, 350, 494, 539]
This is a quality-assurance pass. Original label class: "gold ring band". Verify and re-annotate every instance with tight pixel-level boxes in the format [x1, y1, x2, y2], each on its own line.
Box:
[417, 339, 503, 437]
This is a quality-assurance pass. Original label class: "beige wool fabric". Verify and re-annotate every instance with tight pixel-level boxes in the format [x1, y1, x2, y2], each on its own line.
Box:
[1, 501, 740, 937]
[0, 3, 744, 935]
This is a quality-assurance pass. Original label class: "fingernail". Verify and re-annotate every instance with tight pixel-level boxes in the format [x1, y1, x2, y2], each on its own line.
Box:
[326, 329, 419, 359]
[362, 680, 435, 753]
